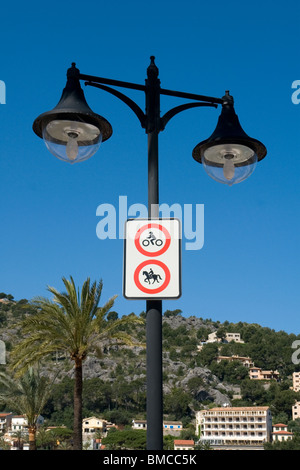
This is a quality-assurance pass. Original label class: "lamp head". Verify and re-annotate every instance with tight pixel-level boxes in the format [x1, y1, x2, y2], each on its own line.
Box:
[192, 91, 267, 185]
[33, 63, 112, 163]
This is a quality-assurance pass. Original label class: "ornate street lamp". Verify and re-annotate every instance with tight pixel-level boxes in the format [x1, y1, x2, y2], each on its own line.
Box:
[192, 91, 267, 185]
[33, 63, 112, 163]
[33, 57, 267, 450]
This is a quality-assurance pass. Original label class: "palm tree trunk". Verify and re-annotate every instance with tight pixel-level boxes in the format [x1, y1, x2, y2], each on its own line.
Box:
[28, 426, 36, 450]
[73, 358, 83, 450]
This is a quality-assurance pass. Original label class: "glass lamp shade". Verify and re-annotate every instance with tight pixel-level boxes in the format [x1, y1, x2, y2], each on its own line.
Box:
[202, 143, 258, 186]
[42, 119, 102, 164]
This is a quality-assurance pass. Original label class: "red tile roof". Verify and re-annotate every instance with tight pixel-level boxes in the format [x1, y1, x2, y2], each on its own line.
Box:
[174, 440, 194, 445]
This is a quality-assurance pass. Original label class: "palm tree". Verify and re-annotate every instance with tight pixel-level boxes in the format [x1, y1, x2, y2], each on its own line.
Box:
[11, 430, 27, 450]
[0, 366, 55, 450]
[10, 276, 143, 450]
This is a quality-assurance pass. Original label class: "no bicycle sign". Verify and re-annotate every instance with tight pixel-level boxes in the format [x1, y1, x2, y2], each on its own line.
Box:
[123, 218, 181, 299]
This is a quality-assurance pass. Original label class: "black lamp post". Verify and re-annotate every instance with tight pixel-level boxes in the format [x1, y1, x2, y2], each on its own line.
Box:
[33, 56, 267, 450]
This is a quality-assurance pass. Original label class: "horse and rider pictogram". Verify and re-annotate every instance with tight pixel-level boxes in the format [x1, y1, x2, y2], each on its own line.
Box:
[143, 267, 162, 284]
[133, 259, 170, 295]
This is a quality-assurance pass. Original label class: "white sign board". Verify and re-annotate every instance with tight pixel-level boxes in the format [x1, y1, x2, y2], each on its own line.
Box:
[123, 218, 181, 299]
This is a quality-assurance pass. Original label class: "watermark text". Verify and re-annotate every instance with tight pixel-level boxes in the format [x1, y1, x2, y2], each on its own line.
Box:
[96, 196, 204, 251]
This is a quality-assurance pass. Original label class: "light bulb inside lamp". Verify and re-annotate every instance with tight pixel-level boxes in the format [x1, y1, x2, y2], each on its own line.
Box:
[66, 132, 79, 162]
[223, 154, 235, 182]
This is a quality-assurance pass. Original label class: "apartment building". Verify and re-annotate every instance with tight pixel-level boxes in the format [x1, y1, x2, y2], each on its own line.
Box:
[249, 367, 279, 381]
[0, 413, 12, 433]
[196, 406, 272, 449]
[292, 372, 300, 392]
[292, 401, 300, 420]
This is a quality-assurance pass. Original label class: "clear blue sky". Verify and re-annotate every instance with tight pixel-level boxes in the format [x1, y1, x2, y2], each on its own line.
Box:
[0, 0, 299, 334]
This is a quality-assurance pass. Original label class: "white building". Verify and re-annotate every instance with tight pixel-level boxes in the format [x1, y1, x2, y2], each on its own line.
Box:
[207, 331, 244, 344]
[10, 415, 28, 433]
[82, 416, 114, 450]
[272, 423, 293, 442]
[4, 414, 44, 450]
[196, 406, 272, 448]
[292, 401, 300, 420]
[132, 419, 182, 434]
[292, 372, 300, 392]
[132, 419, 147, 430]
[163, 421, 183, 433]
[9, 414, 44, 433]
[0, 413, 12, 433]
[198, 331, 244, 351]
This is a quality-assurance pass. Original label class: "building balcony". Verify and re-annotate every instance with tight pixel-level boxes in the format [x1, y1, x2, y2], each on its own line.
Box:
[202, 432, 267, 441]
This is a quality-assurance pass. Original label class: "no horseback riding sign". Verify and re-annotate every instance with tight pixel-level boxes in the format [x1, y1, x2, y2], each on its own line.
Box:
[123, 218, 181, 299]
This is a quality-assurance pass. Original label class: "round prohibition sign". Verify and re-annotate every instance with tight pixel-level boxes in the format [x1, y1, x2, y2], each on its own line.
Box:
[134, 260, 171, 295]
[134, 223, 171, 257]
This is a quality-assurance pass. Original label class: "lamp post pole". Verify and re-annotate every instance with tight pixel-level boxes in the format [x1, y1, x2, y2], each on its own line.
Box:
[145, 58, 163, 449]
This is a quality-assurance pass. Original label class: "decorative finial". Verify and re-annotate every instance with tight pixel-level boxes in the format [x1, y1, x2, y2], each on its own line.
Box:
[222, 90, 234, 105]
[147, 56, 159, 79]
[67, 62, 80, 79]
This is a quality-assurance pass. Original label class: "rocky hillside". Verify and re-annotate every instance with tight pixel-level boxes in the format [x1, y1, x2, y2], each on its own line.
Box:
[82, 314, 234, 407]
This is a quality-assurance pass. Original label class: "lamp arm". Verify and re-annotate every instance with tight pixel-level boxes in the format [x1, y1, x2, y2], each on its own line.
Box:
[160, 87, 224, 105]
[160, 102, 218, 131]
[85, 81, 146, 128]
[79, 68, 223, 104]
[79, 73, 145, 92]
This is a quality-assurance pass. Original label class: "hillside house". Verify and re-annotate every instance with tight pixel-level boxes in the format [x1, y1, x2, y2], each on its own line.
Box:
[216, 355, 253, 368]
[249, 367, 279, 381]
[272, 423, 293, 442]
